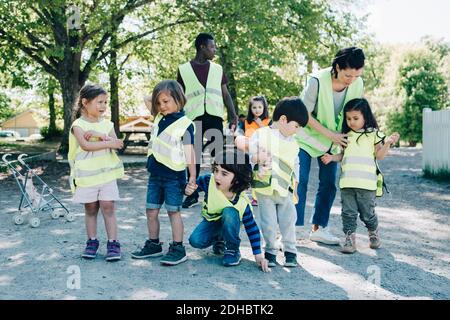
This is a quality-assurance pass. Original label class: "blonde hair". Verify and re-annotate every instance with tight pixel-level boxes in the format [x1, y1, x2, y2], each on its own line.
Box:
[150, 80, 186, 116]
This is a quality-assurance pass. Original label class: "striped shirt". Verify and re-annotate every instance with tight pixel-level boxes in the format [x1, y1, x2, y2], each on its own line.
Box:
[197, 174, 262, 255]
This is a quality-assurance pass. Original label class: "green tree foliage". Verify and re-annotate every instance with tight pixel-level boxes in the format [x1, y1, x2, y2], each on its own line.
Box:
[0, 92, 13, 123]
[387, 51, 448, 146]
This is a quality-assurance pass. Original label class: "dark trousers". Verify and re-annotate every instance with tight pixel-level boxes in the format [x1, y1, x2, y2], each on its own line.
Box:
[187, 114, 224, 199]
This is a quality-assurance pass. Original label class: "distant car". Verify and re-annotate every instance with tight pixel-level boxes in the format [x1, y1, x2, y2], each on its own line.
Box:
[0, 130, 20, 138]
[28, 133, 43, 140]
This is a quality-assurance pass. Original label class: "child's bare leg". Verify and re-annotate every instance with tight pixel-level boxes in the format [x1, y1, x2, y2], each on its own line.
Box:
[146, 208, 160, 239]
[168, 211, 184, 242]
[99, 200, 117, 240]
[85, 202, 99, 239]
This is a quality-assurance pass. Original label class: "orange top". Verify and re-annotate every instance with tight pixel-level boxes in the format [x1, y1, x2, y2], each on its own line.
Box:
[244, 118, 270, 138]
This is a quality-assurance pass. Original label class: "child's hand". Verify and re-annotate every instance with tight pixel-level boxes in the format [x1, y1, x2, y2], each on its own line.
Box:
[320, 153, 333, 165]
[84, 131, 110, 142]
[257, 147, 271, 164]
[184, 180, 198, 196]
[254, 117, 263, 127]
[108, 138, 124, 150]
[386, 132, 400, 145]
[143, 95, 152, 112]
[255, 253, 271, 273]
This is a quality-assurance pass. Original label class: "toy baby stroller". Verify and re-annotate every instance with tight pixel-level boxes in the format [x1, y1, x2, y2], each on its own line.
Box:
[2, 153, 74, 227]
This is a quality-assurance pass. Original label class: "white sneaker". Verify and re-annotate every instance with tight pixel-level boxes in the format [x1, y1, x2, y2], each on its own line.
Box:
[309, 227, 340, 245]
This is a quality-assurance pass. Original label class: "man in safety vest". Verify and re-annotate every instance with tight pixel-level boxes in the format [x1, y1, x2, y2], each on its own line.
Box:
[177, 33, 238, 209]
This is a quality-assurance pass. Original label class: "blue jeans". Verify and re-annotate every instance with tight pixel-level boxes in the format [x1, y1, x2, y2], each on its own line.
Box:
[146, 175, 185, 212]
[189, 207, 241, 251]
[295, 149, 337, 227]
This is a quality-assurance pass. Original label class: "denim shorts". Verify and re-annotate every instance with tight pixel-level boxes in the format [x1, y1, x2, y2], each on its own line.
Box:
[146, 175, 185, 212]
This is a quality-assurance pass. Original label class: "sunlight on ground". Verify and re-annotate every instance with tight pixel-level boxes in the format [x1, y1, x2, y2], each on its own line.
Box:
[0, 275, 14, 286]
[129, 288, 168, 300]
[300, 253, 432, 300]
[0, 239, 23, 249]
[214, 281, 237, 294]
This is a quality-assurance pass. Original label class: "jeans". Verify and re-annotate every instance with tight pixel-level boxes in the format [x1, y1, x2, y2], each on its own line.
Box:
[146, 175, 185, 212]
[189, 207, 241, 251]
[295, 149, 337, 227]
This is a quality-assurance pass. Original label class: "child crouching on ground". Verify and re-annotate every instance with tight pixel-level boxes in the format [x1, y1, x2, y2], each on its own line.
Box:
[188, 149, 270, 272]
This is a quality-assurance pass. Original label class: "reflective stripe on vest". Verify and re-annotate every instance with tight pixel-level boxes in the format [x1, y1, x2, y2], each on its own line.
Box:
[244, 118, 270, 138]
[339, 131, 377, 190]
[296, 67, 364, 157]
[178, 61, 224, 120]
[252, 127, 298, 197]
[68, 118, 124, 192]
[201, 175, 251, 222]
[147, 114, 194, 171]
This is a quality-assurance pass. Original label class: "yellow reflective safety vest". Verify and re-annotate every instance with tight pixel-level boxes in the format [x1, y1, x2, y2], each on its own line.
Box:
[202, 175, 251, 222]
[252, 127, 299, 198]
[147, 113, 194, 171]
[339, 130, 383, 191]
[296, 67, 364, 157]
[178, 61, 225, 120]
[68, 118, 124, 193]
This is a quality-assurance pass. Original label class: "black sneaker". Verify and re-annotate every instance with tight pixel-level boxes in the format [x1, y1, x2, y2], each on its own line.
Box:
[212, 241, 225, 255]
[131, 240, 163, 259]
[160, 242, 187, 265]
[182, 194, 199, 208]
[264, 252, 277, 267]
[284, 252, 298, 267]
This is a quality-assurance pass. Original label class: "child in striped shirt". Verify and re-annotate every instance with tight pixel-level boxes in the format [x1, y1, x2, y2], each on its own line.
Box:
[188, 149, 270, 272]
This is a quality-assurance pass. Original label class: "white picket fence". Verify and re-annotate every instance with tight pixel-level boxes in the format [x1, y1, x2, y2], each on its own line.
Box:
[422, 108, 450, 175]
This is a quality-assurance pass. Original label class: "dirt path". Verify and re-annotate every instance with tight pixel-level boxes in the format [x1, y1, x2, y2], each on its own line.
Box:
[1, 147, 449, 300]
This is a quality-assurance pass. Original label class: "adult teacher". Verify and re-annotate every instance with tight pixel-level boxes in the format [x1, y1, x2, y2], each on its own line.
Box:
[296, 47, 365, 244]
[177, 33, 238, 209]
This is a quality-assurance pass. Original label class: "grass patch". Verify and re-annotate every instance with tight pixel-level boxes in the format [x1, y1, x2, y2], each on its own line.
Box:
[0, 140, 60, 154]
[423, 167, 450, 182]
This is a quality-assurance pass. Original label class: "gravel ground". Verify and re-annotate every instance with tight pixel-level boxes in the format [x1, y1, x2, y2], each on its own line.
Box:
[0, 147, 449, 300]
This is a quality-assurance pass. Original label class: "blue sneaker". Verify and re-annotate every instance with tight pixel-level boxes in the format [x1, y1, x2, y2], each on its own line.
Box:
[223, 249, 241, 266]
[106, 240, 121, 262]
[82, 239, 99, 259]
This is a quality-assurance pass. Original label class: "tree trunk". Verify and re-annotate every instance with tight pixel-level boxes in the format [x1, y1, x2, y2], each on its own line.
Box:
[219, 50, 239, 117]
[59, 74, 82, 155]
[109, 35, 120, 137]
[48, 85, 57, 134]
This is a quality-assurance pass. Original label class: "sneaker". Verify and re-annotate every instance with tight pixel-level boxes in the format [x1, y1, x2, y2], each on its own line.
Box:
[341, 232, 356, 254]
[251, 199, 258, 206]
[160, 242, 187, 265]
[284, 252, 298, 267]
[368, 229, 381, 249]
[264, 252, 277, 267]
[212, 241, 225, 255]
[131, 240, 163, 259]
[223, 249, 241, 266]
[106, 240, 121, 261]
[82, 239, 99, 259]
[182, 194, 199, 208]
[309, 226, 340, 245]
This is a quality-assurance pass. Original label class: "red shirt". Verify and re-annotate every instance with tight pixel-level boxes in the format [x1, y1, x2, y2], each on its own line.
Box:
[176, 60, 228, 92]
